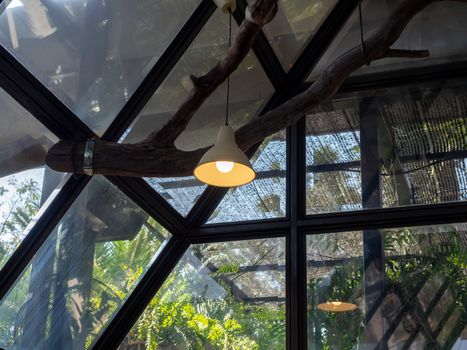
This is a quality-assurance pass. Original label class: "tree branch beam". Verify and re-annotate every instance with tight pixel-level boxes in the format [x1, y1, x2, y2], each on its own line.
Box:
[145, 0, 278, 148]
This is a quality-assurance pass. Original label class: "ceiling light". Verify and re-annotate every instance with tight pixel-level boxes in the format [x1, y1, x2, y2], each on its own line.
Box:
[317, 301, 357, 312]
[194, 6, 255, 188]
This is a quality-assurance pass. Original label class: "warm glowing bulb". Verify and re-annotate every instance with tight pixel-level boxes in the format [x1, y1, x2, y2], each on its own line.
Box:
[216, 161, 234, 173]
[331, 301, 342, 306]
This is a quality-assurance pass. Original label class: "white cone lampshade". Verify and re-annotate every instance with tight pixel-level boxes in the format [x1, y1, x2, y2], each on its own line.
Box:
[194, 125, 255, 187]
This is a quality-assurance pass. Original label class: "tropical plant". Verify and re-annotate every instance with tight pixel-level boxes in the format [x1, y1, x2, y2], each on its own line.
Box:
[0, 176, 41, 267]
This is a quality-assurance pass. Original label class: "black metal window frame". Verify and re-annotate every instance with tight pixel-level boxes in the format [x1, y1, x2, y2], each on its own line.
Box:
[0, 0, 466, 349]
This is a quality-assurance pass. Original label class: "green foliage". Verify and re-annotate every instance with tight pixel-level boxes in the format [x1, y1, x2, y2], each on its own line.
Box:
[0, 176, 41, 267]
[123, 258, 285, 350]
[308, 228, 467, 349]
[0, 176, 42, 345]
[385, 228, 467, 347]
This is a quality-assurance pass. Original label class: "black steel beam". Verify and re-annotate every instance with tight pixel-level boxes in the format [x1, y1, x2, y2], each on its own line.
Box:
[187, 222, 287, 244]
[0, 175, 90, 300]
[298, 201, 467, 235]
[234, 0, 288, 92]
[287, 120, 308, 350]
[287, 0, 357, 86]
[189, 200, 467, 243]
[295, 118, 308, 221]
[91, 236, 190, 350]
[302, 60, 467, 95]
[0, 45, 94, 140]
[102, 0, 216, 142]
[106, 176, 189, 237]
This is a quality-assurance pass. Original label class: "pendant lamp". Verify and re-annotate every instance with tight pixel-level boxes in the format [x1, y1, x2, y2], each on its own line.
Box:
[317, 301, 357, 312]
[194, 4, 255, 187]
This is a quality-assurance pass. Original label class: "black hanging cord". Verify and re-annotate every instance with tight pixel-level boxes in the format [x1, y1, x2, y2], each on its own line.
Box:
[358, 0, 370, 65]
[225, 9, 232, 126]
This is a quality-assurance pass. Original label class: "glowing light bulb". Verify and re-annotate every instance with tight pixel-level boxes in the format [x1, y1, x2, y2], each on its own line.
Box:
[317, 301, 357, 312]
[216, 161, 234, 173]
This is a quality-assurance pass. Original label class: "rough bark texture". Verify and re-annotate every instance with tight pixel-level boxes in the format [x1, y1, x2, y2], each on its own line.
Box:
[46, 0, 466, 177]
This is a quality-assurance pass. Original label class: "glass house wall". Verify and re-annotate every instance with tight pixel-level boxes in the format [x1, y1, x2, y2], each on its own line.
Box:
[0, 0, 466, 349]
[306, 77, 467, 214]
[307, 224, 467, 350]
[0, 87, 67, 269]
[120, 238, 286, 350]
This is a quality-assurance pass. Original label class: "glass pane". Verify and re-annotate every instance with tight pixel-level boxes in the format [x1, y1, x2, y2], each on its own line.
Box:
[308, 0, 467, 81]
[248, 0, 338, 71]
[306, 107, 361, 214]
[307, 232, 365, 349]
[384, 224, 467, 350]
[0, 87, 67, 269]
[0, 0, 201, 135]
[307, 223, 467, 349]
[120, 238, 286, 350]
[122, 9, 274, 216]
[144, 176, 205, 217]
[208, 130, 286, 224]
[0, 176, 171, 349]
[306, 77, 467, 214]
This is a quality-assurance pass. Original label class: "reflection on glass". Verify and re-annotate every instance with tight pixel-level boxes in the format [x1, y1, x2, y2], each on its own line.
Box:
[307, 223, 467, 349]
[208, 130, 286, 224]
[306, 78, 467, 214]
[122, 9, 273, 216]
[252, 0, 338, 71]
[0, 0, 201, 134]
[0, 177, 171, 349]
[306, 107, 361, 214]
[307, 232, 365, 349]
[383, 224, 467, 350]
[308, 0, 467, 80]
[144, 176, 205, 217]
[0, 87, 66, 269]
[120, 238, 286, 350]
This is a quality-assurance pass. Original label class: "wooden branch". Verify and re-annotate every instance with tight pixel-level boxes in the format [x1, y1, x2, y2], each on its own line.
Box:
[46, 0, 464, 177]
[47, 140, 205, 177]
[234, 0, 438, 151]
[146, 0, 278, 147]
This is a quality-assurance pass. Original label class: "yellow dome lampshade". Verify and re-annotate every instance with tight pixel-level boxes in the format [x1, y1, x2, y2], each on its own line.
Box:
[317, 301, 357, 312]
[194, 125, 255, 187]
